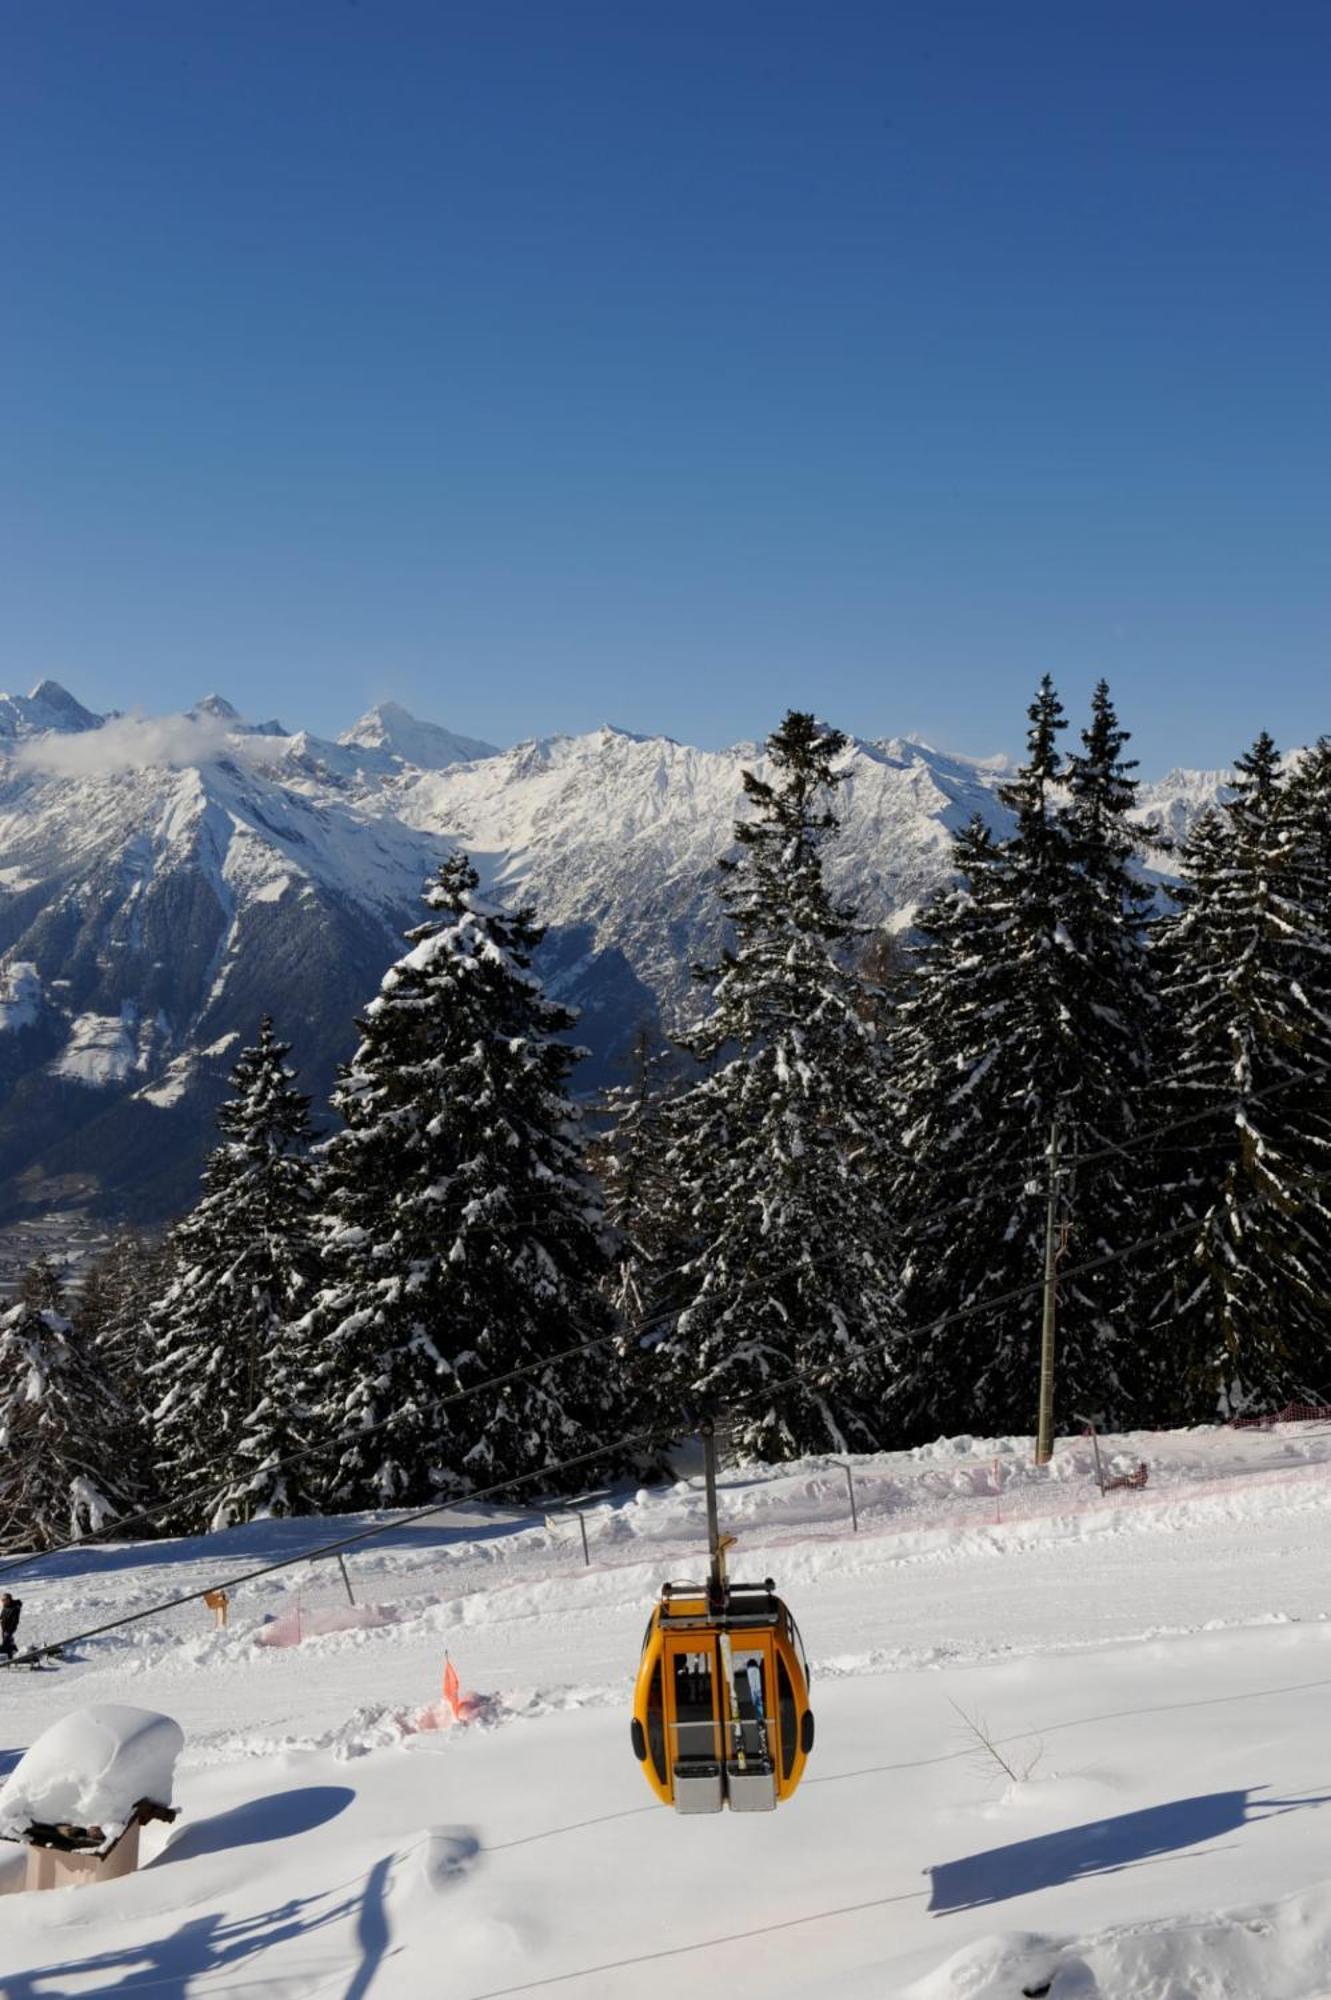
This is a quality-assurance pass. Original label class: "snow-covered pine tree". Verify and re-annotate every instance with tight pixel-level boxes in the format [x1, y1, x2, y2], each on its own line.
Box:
[18, 1256, 67, 1310]
[76, 1230, 175, 1509]
[1148, 736, 1331, 1415]
[77, 1230, 174, 1390]
[594, 1022, 681, 1317]
[645, 711, 897, 1460]
[890, 678, 1155, 1440]
[1287, 735, 1331, 1020]
[147, 1019, 318, 1528]
[1059, 679, 1162, 1402]
[307, 855, 628, 1511]
[887, 813, 1014, 1436]
[0, 1264, 130, 1551]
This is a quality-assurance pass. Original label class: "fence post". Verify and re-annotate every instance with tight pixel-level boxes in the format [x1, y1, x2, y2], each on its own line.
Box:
[546, 1508, 592, 1566]
[336, 1555, 356, 1606]
[1076, 1412, 1107, 1496]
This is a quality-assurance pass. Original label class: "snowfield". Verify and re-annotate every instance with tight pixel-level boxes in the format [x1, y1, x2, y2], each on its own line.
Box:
[4, 1423, 1331, 1996]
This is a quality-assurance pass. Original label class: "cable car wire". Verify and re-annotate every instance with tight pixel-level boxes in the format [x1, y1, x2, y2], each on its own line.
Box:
[0, 1071, 1310, 1591]
[7, 1424, 666, 1665]
[5, 1054, 1324, 1587]
[0, 1156, 1071, 1581]
[9, 1188, 1271, 1665]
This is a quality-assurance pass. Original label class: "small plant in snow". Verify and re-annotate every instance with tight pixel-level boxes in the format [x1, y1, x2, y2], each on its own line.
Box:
[947, 1695, 1044, 1790]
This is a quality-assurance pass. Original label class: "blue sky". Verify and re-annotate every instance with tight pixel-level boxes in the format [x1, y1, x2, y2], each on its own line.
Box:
[2, 2, 1327, 770]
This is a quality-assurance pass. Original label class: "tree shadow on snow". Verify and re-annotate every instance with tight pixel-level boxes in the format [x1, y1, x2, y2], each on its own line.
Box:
[153, 1785, 355, 1865]
[3, 1507, 543, 1589]
[928, 1785, 1331, 1914]
[345, 1853, 393, 2000]
[0, 1853, 394, 1999]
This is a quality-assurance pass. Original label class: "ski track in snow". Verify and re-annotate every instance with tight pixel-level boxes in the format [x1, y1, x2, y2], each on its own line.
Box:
[4, 1423, 1331, 1995]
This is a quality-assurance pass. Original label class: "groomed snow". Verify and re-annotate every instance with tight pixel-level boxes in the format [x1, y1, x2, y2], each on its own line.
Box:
[3, 1422, 1331, 1995]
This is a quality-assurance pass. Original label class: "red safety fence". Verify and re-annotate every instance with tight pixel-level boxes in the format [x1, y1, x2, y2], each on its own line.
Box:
[1230, 1403, 1331, 1431]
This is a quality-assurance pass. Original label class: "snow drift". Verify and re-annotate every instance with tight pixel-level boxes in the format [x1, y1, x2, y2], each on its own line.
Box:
[0, 1704, 183, 1843]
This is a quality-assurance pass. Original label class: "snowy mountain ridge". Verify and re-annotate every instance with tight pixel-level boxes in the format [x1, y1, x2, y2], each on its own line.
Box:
[0, 680, 1235, 1224]
[0, 678, 106, 742]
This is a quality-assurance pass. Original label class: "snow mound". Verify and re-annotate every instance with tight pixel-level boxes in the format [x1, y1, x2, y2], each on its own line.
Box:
[254, 1601, 404, 1647]
[303, 1693, 498, 1759]
[0, 1705, 183, 1842]
[911, 1881, 1331, 2000]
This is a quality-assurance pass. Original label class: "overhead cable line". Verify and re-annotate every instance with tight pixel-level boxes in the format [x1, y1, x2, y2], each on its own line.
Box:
[11, 1192, 1268, 1664]
[6, 1057, 1325, 1585]
[1063, 1059, 1331, 1173]
[7, 1426, 666, 1665]
[0, 1164, 1057, 1581]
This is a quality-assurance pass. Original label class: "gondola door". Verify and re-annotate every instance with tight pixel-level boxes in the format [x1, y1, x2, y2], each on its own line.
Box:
[662, 1633, 725, 1814]
[719, 1627, 779, 1811]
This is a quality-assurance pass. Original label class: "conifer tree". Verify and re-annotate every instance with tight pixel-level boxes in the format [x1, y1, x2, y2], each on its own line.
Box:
[890, 678, 1156, 1438]
[1287, 735, 1331, 1019]
[594, 1023, 680, 1318]
[77, 1230, 174, 1394]
[644, 712, 897, 1460]
[19, 1255, 67, 1311]
[307, 856, 627, 1511]
[1059, 679, 1161, 1396]
[0, 1265, 130, 1550]
[147, 1019, 318, 1528]
[77, 1230, 175, 1508]
[1149, 737, 1331, 1415]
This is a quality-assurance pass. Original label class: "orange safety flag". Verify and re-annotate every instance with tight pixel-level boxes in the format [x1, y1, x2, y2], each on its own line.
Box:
[442, 1655, 462, 1720]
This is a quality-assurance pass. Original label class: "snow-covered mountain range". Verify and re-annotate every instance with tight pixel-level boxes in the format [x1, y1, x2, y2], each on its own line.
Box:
[0, 682, 1227, 1225]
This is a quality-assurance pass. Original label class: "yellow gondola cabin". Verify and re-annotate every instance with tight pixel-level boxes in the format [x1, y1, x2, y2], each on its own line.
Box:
[631, 1578, 815, 1813]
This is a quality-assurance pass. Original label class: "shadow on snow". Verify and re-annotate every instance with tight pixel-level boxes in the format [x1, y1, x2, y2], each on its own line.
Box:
[154, 1785, 355, 1865]
[928, 1785, 1331, 1913]
[0, 1507, 545, 1590]
[0, 1856, 394, 1999]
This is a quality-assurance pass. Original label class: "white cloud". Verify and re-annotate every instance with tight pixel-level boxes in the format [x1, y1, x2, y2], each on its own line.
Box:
[12, 709, 279, 778]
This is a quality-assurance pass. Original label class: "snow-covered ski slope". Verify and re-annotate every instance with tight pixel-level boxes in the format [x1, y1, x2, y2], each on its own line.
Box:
[5, 1424, 1331, 1997]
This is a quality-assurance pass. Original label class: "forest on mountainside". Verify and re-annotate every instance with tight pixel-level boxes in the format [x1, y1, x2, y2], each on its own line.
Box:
[6, 681, 1331, 1548]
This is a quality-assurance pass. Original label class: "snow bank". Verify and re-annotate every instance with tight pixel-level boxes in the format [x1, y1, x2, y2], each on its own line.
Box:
[0, 1706, 182, 1843]
[912, 1880, 1331, 2000]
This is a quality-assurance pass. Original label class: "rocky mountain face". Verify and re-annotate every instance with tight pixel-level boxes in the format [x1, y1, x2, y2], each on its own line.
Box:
[0, 684, 1228, 1227]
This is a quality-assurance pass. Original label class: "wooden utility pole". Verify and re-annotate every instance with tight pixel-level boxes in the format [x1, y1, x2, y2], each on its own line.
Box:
[701, 1423, 734, 1602]
[1035, 1115, 1062, 1466]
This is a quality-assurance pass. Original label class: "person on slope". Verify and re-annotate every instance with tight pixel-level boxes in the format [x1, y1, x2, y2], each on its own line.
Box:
[0, 1592, 21, 1660]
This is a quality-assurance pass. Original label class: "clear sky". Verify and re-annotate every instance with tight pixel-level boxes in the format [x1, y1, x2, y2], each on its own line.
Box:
[2, 1, 1328, 771]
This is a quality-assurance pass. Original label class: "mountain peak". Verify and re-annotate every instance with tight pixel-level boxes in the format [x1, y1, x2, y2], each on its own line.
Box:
[0, 681, 103, 741]
[338, 701, 499, 770]
[29, 678, 82, 710]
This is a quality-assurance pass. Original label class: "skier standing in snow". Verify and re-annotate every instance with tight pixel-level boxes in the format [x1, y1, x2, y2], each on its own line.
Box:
[0, 1592, 21, 1659]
